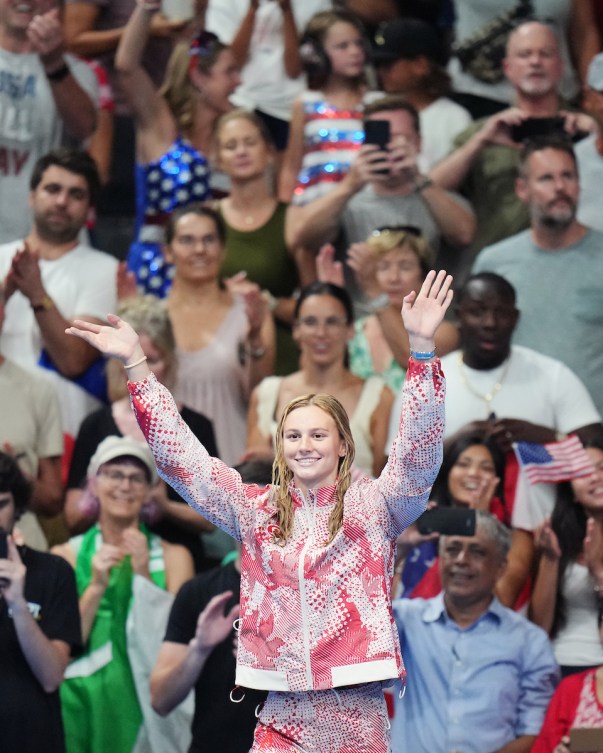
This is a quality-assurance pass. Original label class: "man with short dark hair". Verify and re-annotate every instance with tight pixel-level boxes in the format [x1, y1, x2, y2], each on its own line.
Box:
[0, 451, 82, 753]
[0, 0, 97, 242]
[391, 511, 558, 753]
[473, 136, 603, 419]
[0, 148, 118, 444]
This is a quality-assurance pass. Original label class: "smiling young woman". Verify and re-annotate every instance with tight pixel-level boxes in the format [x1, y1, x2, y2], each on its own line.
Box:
[65, 269, 452, 753]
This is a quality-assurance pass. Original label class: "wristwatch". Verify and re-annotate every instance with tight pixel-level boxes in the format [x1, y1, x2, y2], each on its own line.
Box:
[31, 295, 55, 313]
[413, 174, 433, 193]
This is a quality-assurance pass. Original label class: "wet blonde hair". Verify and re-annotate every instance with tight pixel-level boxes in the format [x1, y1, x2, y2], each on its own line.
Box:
[367, 227, 433, 277]
[271, 393, 355, 546]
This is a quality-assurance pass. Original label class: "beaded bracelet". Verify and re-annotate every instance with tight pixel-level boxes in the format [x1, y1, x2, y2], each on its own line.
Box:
[410, 349, 436, 361]
[124, 355, 148, 370]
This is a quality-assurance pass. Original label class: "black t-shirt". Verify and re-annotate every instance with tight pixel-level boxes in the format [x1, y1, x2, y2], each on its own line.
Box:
[67, 405, 219, 570]
[0, 548, 82, 753]
[165, 563, 267, 753]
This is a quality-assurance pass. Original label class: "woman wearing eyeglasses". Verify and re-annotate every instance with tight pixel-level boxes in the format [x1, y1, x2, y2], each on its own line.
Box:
[115, 1, 241, 296]
[52, 436, 194, 753]
[245, 282, 393, 478]
[346, 226, 459, 391]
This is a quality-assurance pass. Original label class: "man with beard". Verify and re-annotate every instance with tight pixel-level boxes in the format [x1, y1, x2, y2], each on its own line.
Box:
[473, 136, 603, 420]
[0, 148, 118, 446]
[430, 21, 594, 280]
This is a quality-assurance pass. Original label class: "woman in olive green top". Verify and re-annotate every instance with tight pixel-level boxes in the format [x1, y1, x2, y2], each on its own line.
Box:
[215, 110, 301, 375]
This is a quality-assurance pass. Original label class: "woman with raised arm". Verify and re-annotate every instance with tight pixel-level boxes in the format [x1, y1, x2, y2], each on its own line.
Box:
[65, 270, 452, 753]
[115, 0, 240, 295]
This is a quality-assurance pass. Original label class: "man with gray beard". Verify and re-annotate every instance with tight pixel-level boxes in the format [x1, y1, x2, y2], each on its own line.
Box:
[473, 135, 603, 416]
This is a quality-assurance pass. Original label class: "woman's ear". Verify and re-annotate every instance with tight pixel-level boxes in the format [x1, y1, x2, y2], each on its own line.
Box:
[162, 243, 174, 264]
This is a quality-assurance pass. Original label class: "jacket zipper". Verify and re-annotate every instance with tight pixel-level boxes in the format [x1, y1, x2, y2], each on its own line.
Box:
[297, 490, 315, 689]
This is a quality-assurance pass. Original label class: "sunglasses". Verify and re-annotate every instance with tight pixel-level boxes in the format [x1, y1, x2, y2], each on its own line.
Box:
[371, 225, 422, 237]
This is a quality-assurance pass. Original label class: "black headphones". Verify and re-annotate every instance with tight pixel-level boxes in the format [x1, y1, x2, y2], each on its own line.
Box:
[299, 13, 372, 83]
[299, 32, 331, 81]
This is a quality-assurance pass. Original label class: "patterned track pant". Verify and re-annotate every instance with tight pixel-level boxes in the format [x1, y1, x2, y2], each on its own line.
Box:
[250, 682, 391, 753]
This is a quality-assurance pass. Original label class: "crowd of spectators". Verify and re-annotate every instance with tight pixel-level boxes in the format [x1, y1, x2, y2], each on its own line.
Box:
[2, 0, 603, 751]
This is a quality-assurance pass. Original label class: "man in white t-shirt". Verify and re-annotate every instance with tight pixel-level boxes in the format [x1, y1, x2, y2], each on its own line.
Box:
[0, 0, 98, 243]
[0, 149, 118, 443]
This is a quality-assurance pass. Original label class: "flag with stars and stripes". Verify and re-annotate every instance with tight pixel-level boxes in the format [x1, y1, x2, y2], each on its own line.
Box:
[513, 436, 594, 485]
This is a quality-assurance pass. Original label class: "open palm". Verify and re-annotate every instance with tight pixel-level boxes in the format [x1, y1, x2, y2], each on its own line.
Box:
[66, 314, 140, 363]
[402, 270, 453, 341]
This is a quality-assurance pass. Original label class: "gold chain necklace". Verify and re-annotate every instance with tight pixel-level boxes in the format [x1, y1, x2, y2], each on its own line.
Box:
[457, 352, 512, 416]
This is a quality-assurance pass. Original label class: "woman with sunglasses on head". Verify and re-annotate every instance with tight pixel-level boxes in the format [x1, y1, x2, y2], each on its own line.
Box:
[52, 436, 194, 753]
[115, 0, 241, 296]
[245, 282, 394, 478]
[65, 270, 451, 753]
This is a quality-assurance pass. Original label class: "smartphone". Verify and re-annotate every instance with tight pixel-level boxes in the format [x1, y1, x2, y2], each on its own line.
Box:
[569, 728, 603, 752]
[0, 530, 7, 559]
[510, 116, 565, 143]
[363, 119, 391, 150]
[417, 508, 476, 537]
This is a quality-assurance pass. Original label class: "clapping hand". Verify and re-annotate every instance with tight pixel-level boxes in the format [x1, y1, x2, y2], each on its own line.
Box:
[402, 270, 453, 351]
[316, 244, 344, 288]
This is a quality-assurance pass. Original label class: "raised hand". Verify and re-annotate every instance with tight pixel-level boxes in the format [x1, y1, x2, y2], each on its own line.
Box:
[116, 262, 139, 302]
[401, 270, 453, 350]
[466, 475, 500, 511]
[0, 537, 27, 607]
[27, 8, 65, 68]
[533, 519, 561, 562]
[190, 591, 240, 655]
[66, 314, 141, 364]
[346, 242, 379, 298]
[584, 517, 603, 586]
[316, 244, 344, 287]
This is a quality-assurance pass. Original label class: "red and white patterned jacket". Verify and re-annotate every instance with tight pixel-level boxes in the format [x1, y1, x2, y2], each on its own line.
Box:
[129, 359, 445, 692]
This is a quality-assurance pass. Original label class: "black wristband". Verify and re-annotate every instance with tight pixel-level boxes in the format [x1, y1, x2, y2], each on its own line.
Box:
[45, 63, 70, 83]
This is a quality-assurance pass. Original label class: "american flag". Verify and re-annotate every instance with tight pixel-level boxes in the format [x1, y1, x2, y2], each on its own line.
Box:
[513, 436, 594, 485]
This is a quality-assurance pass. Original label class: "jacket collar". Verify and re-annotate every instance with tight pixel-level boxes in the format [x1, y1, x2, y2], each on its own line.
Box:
[289, 483, 337, 507]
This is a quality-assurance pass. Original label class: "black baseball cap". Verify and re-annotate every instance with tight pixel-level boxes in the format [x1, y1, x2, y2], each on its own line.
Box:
[373, 18, 446, 66]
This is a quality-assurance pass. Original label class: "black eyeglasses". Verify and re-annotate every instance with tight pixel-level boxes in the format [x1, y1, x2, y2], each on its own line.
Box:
[371, 225, 422, 237]
[189, 30, 220, 58]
